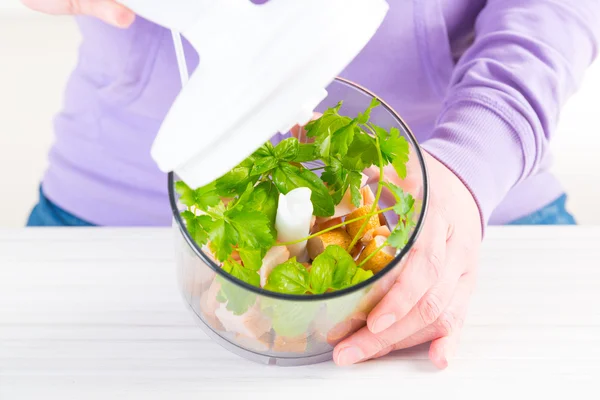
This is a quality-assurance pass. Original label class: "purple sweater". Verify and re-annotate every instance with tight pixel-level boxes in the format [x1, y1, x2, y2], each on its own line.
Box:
[42, 0, 600, 227]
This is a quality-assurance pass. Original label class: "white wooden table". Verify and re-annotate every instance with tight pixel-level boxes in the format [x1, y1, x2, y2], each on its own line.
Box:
[1, 227, 599, 399]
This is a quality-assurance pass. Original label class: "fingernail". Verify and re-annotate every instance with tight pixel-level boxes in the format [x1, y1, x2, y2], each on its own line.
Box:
[434, 355, 448, 370]
[115, 10, 135, 28]
[371, 313, 396, 333]
[336, 346, 365, 366]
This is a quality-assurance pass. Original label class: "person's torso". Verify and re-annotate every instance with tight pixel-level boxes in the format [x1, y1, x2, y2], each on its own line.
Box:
[42, 0, 561, 226]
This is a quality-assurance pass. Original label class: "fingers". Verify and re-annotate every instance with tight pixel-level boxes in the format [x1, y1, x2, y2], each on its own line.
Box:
[21, 0, 135, 28]
[333, 235, 475, 367]
[366, 214, 448, 334]
[75, 0, 135, 28]
[360, 273, 475, 369]
[427, 272, 474, 368]
[337, 277, 458, 364]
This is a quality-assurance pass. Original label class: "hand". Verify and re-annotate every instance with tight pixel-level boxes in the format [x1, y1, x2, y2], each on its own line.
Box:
[333, 151, 482, 369]
[21, 0, 135, 28]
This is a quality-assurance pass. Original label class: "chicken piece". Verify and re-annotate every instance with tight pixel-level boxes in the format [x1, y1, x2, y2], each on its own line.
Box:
[214, 303, 272, 339]
[360, 185, 376, 206]
[357, 235, 397, 273]
[333, 188, 362, 219]
[235, 333, 271, 353]
[312, 216, 344, 234]
[199, 279, 224, 330]
[360, 185, 391, 229]
[259, 246, 290, 287]
[272, 333, 308, 353]
[345, 206, 381, 239]
[360, 225, 391, 246]
[307, 228, 353, 260]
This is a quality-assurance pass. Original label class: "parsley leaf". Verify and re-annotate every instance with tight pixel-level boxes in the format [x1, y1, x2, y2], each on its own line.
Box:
[264, 258, 310, 295]
[175, 181, 220, 210]
[343, 131, 378, 171]
[181, 211, 215, 247]
[228, 182, 254, 211]
[381, 182, 416, 249]
[373, 125, 410, 179]
[227, 208, 275, 251]
[330, 122, 356, 158]
[315, 133, 332, 161]
[356, 98, 381, 125]
[321, 160, 347, 205]
[224, 259, 260, 287]
[209, 218, 239, 262]
[272, 163, 334, 217]
[387, 223, 412, 248]
[237, 247, 265, 272]
[243, 181, 279, 227]
[348, 171, 363, 208]
[382, 182, 415, 216]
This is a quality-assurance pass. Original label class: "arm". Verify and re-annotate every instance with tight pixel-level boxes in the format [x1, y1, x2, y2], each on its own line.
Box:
[335, 0, 600, 369]
[422, 0, 600, 227]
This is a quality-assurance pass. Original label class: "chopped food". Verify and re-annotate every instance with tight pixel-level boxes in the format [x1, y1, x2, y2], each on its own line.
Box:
[272, 333, 308, 353]
[259, 246, 291, 287]
[214, 302, 272, 339]
[357, 235, 397, 273]
[199, 279, 224, 329]
[361, 225, 391, 245]
[175, 98, 416, 302]
[307, 228, 352, 260]
[360, 185, 376, 206]
[312, 216, 344, 234]
[345, 205, 381, 239]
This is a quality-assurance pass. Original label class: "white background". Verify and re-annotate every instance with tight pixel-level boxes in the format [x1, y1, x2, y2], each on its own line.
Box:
[1, 5, 599, 227]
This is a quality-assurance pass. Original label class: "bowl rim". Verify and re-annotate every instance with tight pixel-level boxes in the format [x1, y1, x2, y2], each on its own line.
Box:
[168, 77, 430, 301]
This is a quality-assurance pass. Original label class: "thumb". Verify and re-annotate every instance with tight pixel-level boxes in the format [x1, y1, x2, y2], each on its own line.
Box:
[76, 0, 135, 28]
[22, 0, 135, 28]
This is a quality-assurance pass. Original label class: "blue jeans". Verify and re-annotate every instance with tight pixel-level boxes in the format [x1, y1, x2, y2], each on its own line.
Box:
[27, 187, 95, 227]
[507, 194, 576, 225]
[26, 187, 577, 227]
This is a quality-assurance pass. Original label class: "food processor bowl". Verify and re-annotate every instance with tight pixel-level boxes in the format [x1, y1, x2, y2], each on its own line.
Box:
[169, 78, 429, 366]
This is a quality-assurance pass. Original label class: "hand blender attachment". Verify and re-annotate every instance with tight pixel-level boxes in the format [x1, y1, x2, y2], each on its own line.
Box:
[118, 0, 389, 189]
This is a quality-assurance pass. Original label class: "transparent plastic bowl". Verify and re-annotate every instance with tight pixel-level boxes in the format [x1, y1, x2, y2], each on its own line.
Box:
[169, 78, 429, 366]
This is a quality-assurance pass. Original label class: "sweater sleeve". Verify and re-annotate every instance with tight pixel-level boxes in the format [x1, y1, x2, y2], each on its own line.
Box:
[421, 0, 600, 228]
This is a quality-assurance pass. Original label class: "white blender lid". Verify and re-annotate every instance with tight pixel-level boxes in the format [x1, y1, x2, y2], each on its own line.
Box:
[120, 0, 389, 189]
